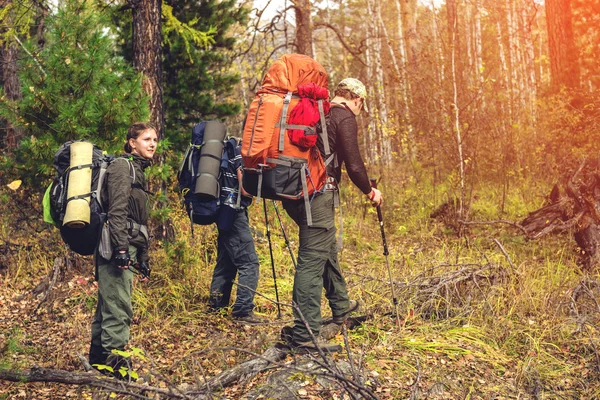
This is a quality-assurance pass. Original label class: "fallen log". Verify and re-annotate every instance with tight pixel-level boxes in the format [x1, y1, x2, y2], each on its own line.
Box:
[520, 159, 600, 269]
[0, 366, 190, 399]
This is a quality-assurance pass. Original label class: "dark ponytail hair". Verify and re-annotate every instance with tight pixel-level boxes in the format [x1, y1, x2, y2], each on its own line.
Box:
[124, 122, 157, 153]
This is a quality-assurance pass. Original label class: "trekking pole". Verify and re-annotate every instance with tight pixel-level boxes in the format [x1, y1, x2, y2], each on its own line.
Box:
[370, 178, 401, 327]
[272, 200, 297, 269]
[263, 198, 282, 318]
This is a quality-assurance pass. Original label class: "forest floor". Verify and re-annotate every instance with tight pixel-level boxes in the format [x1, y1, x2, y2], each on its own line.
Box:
[1, 184, 600, 399]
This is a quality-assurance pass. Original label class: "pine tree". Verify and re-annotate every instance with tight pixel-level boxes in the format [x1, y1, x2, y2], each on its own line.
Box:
[110, 0, 247, 149]
[162, 0, 248, 147]
[0, 0, 149, 184]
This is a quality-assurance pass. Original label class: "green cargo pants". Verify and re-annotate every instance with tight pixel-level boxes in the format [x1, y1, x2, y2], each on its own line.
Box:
[89, 245, 136, 365]
[283, 190, 350, 343]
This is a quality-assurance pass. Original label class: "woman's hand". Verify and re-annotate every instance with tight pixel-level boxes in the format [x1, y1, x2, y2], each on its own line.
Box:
[113, 251, 131, 269]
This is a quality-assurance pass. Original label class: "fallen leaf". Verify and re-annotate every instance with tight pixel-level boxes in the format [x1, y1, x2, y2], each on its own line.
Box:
[7, 180, 22, 191]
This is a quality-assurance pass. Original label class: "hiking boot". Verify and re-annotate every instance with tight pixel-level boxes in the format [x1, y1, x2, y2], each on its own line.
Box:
[292, 337, 342, 354]
[332, 300, 360, 324]
[233, 311, 269, 325]
[88, 344, 107, 368]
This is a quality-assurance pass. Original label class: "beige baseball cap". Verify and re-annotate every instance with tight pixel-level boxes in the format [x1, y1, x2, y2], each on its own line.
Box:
[336, 78, 368, 112]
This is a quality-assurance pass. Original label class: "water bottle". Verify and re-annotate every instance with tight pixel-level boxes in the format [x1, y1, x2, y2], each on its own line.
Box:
[224, 192, 235, 207]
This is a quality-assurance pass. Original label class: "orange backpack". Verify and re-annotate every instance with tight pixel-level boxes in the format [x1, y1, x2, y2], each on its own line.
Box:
[241, 54, 333, 225]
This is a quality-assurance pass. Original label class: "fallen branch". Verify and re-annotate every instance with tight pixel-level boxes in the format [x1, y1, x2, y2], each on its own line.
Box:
[493, 238, 517, 271]
[190, 345, 288, 393]
[0, 367, 189, 399]
[34, 256, 63, 312]
[458, 219, 529, 237]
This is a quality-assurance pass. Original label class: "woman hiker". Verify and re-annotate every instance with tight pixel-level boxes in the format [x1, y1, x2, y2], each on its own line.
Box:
[88, 122, 157, 378]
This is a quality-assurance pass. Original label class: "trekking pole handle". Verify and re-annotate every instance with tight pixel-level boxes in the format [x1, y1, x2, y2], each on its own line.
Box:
[370, 178, 389, 257]
[369, 179, 384, 223]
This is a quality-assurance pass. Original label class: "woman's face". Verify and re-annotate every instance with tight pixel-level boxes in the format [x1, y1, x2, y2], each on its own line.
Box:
[129, 128, 158, 160]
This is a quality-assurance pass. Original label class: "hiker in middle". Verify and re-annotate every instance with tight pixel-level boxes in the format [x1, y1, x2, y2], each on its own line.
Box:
[282, 78, 383, 353]
[208, 137, 266, 324]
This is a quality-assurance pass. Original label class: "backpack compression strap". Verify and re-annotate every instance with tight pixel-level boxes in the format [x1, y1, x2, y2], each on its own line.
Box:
[275, 92, 321, 152]
[63, 163, 95, 204]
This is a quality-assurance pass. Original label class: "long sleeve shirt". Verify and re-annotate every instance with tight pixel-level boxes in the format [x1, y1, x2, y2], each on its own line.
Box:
[317, 103, 372, 194]
[104, 153, 151, 262]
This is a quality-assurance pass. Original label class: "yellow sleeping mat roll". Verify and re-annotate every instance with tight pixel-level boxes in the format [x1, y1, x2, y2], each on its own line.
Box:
[63, 141, 93, 228]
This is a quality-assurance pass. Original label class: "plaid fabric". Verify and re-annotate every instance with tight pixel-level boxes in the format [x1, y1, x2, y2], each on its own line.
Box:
[336, 78, 367, 99]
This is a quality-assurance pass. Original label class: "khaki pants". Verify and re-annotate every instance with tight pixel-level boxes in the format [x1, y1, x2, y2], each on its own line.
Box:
[283, 191, 350, 343]
[89, 245, 136, 364]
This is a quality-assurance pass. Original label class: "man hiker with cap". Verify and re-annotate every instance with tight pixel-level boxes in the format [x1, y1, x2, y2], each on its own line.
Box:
[283, 78, 383, 352]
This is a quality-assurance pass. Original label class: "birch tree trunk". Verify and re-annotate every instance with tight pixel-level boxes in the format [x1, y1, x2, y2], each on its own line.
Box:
[369, 0, 392, 166]
[513, 0, 528, 118]
[430, 0, 445, 85]
[394, 0, 415, 161]
[447, 0, 465, 220]
[427, 0, 446, 206]
[523, 2, 538, 123]
[403, 0, 419, 77]
[466, 1, 474, 86]
[292, 0, 314, 57]
[496, 16, 511, 122]
[504, 0, 516, 122]
[473, 0, 485, 108]
[364, 6, 377, 164]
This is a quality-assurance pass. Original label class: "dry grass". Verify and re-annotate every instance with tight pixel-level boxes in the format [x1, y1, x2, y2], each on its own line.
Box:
[1, 175, 600, 399]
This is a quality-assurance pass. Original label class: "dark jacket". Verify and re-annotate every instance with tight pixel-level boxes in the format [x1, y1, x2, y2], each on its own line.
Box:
[104, 154, 151, 262]
[317, 104, 371, 194]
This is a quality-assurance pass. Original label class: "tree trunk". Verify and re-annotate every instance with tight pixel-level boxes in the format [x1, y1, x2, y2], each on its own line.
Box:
[496, 16, 511, 122]
[403, 0, 419, 76]
[367, 0, 392, 166]
[1, 2, 23, 150]
[130, 0, 164, 139]
[520, 160, 600, 270]
[447, 0, 465, 221]
[473, 0, 485, 108]
[394, 0, 415, 161]
[129, 0, 170, 239]
[430, 0, 445, 84]
[292, 0, 313, 57]
[465, 0, 473, 85]
[365, 17, 377, 163]
[523, 2, 538, 123]
[545, 0, 580, 90]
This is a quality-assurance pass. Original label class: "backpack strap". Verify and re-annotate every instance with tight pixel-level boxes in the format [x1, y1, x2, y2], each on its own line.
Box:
[318, 99, 330, 156]
[126, 158, 136, 185]
[61, 161, 96, 205]
[278, 91, 294, 151]
[95, 158, 111, 208]
[256, 169, 263, 203]
[178, 144, 193, 182]
[63, 163, 95, 201]
[300, 168, 312, 226]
